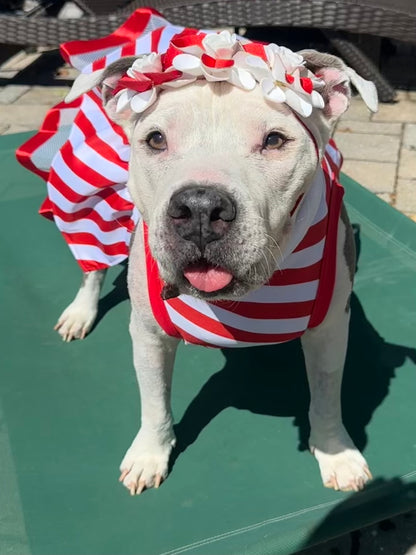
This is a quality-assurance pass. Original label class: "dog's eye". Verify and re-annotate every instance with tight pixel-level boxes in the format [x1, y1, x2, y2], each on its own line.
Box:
[263, 132, 286, 150]
[146, 131, 167, 151]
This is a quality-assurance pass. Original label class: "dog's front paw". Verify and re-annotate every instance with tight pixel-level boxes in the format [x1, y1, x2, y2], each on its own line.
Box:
[54, 302, 97, 342]
[119, 429, 176, 495]
[312, 445, 372, 492]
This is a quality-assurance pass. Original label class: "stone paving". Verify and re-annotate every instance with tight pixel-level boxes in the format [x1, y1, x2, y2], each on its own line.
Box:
[1, 47, 416, 555]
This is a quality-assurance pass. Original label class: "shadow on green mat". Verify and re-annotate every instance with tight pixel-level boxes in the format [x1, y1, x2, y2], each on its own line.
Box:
[92, 225, 416, 472]
[92, 261, 129, 333]
[170, 292, 416, 469]
[301, 477, 416, 553]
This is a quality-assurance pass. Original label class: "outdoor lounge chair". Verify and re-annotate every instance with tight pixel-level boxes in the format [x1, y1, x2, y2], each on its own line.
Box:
[1, 129, 416, 555]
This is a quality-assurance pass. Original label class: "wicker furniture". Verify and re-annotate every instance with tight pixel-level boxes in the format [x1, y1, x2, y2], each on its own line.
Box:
[1, 0, 415, 100]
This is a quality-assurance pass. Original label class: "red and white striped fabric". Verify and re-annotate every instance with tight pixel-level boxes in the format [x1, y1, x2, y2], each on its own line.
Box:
[145, 140, 344, 348]
[16, 8, 193, 272]
[16, 8, 345, 345]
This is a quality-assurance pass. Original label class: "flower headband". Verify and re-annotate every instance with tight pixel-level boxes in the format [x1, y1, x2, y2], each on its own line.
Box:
[114, 29, 325, 118]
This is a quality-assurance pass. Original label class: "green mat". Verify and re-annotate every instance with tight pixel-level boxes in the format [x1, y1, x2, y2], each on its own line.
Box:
[1, 132, 416, 555]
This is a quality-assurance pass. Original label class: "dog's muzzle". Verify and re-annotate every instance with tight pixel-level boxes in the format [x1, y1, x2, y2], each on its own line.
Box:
[167, 185, 236, 251]
[165, 185, 237, 293]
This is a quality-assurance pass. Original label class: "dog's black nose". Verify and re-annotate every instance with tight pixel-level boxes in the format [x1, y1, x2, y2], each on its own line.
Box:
[167, 186, 236, 251]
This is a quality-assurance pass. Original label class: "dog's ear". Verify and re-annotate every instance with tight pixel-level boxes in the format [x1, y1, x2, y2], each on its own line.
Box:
[65, 56, 140, 126]
[298, 50, 378, 121]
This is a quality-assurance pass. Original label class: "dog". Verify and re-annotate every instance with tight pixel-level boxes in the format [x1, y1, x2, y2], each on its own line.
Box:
[50, 29, 378, 495]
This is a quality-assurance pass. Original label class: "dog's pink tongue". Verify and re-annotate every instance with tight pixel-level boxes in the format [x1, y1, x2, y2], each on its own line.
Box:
[184, 263, 233, 293]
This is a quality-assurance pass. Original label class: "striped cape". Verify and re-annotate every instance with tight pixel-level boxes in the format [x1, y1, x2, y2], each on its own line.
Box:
[16, 8, 188, 272]
[145, 142, 344, 348]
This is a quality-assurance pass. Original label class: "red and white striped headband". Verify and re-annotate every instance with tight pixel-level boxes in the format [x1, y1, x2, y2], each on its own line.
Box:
[113, 29, 326, 119]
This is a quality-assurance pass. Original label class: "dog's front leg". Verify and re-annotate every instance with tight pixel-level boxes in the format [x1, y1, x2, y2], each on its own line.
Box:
[301, 213, 372, 492]
[302, 310, 371, 491]
[119, 309, 179, 495]
[55, 269, 107, 342]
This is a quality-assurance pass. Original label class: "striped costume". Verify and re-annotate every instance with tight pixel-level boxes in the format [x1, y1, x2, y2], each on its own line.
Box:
[16, 8, 345, 347]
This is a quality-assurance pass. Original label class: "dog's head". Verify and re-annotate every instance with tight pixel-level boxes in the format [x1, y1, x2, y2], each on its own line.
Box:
[67, 34, 377, 299]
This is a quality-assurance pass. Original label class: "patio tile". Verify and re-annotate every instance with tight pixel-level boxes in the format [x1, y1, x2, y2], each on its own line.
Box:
[336, 120, 402, 136]
[333, 132, 400, 163]
[15, 86, 70, 105]
[398, 147, 416, 180]
[341, 160, 396, 193]
[395, 179, 416, 213]
[372, 100, 416, 123]
[0, 105, 48, 129]
[403, 123, 416, 147]
[376, 193, 393, 204]
[344, 97, 371, 121]
[0, 85, 30, 104]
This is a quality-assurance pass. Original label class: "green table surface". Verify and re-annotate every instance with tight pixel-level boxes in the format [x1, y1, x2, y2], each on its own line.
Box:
[1, 132, 416, 555]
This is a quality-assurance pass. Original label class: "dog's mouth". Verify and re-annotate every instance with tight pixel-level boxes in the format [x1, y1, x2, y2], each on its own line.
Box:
[183, 259, 234, 293]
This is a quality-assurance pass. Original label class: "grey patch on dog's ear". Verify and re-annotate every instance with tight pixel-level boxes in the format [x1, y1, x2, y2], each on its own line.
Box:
[65, 56, 139, 106]
[100, 57, 139, 103]
[65, 57, 139, 103]
[65, 56, 145, 131]
[65, 68, 106, 103]
[298, 50, 346, 73]
[299, 49, 378, 118]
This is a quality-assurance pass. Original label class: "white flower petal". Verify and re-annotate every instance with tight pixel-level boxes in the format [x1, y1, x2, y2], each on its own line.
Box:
[311, 90, 325, 109]
[130, 88, 157, 113]
[128, 52, 162, 75]
[271, 56, 287, 82]
[178, 44, 204, 56]
[172, 54, 203, 76]
[261, 79, 286, 104]
[261, 77, 275, 95]
[229, 67, 256, 90]
[201, 65, 232, 82]
[203, 30, 237, 58]
[278, 46, 304, 68]
[267, 44, 303, 69]
[236, 53, 270, 82]
[285, 89, 313, 117]
[116, 89, 134, 113]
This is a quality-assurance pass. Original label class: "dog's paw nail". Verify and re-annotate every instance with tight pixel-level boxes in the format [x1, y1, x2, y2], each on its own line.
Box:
[119, 469, 129, 482]
[137, 481, 146, 495]
[364, 466, 373, 480]
[129, 482, 136, 496]
[154, 474, 163, 488]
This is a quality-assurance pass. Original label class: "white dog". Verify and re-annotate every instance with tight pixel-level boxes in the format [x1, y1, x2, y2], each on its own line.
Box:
[59, 32, 377, 495]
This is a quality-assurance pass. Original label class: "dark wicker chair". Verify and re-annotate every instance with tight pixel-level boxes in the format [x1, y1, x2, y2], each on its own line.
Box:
[1, 0, 415, 101]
